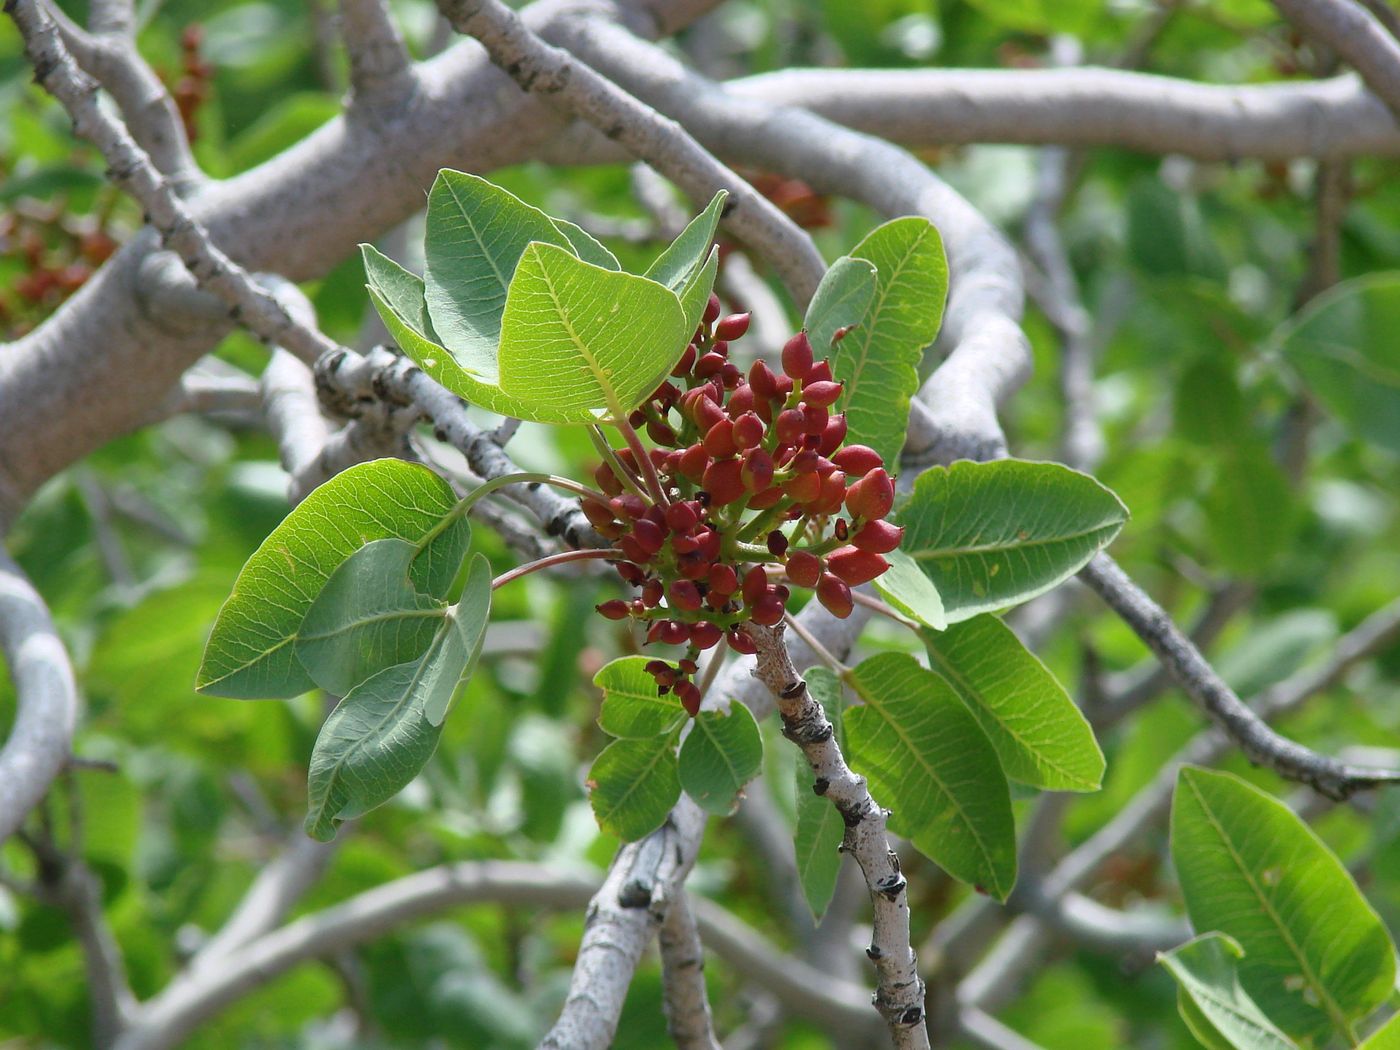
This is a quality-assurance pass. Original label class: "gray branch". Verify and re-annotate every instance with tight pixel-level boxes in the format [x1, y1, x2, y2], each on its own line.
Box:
[0, 551, 78, 844]
[659, 892, 723, 1050]
[435, 0, 826, 309]
[1273, 0, 1400, 122]
[340, 0, 414, 101]
[730, 67, 1400, 161]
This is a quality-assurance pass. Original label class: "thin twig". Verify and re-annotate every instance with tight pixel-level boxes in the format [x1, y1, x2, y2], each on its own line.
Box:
[7, 0, 336, 364]
[1080, 554, 1400, 799]
[1272, 0, 1400, 121]
[340, 0, 414, 100]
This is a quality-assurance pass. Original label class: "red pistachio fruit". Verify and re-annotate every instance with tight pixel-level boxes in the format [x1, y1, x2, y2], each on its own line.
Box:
[715, 312, 751, 340]
[702, 458, 746, 505]
[851, 519, 904, 554]
[844, 467, 895, 521]
[726, 627, 758, 654]
[596, 600, 629, 620]
[784, 550, 822, 588]
[827, 546, 890, 586]
[782, 331, 814, 381]
[816, 573, 854, 618]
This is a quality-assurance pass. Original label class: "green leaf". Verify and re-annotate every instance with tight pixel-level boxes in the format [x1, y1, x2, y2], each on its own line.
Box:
[198, 460, 470, 699]
[897, 459, 1128, 623]
[1171, 767, 1397, 1040]
[843, 653, 1016, 898]
[497, 242, 690, 423]
[295, 539, 447, 696]
[837, 217, 948, 467]
[921, 615, 1103, 792]
[872, 547, 947, 630]
[677, 245, 720, 335]
[679, 702, 763, 815]
[595, 656, 687, 738]
[422, 170, 572, 358]
[551, 218, 621, 270]
[645, 190, 727, 291]
[587, 734, 682, 841]
[804, 256, 877, 355]
[794, 666, 848, 920]
[362, 245, 540, 418]
[1272, 273, 1400, 455]
[303, 556, 490, 841]
[1159, 934, 1297, 1050]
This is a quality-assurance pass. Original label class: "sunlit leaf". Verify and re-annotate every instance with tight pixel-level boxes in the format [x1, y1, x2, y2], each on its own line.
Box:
[595, 656, 687, 738]
[794, 666, 848, 920]
[1158, 933, 1296, 1050]
[588, 733, 682, 841]
[679, 702, 763, 815]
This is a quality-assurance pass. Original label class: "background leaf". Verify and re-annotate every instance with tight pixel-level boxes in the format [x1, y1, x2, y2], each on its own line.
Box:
[588, 734, 682, 841]
[921, 615, 1103, 791]
[1273, 272, 1400, 454]
[679, 702, 763, 815]
[896, 459, 1128, 623]
[197, 460, 469, 699]
[1171, 767, 1397, 1040]
[1158, 933, 1296, 1050]
[794, 666, 848, 920]
[844, 653, 1016, 898]
[835, 217, 948, 466]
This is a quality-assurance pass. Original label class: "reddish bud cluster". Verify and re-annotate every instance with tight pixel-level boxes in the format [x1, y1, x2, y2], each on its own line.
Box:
[590, 294, 902, 714]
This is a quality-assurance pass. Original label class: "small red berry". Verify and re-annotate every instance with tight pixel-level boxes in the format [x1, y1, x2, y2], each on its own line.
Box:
[690, 621, 723, 649]
[750, 592, 786, 626]
[742, 565, 768, 605]
[665, 501, 700, 533]
[819, 414, 848, 455]
[633, 518, 666, 555]
[801, 380, 843, 408]
[595, 462, 623, 496]
[733, 412, 765, 450]
[749, 360, 779, 400]
[845, 467, 895, 521]
[671, 344, 697, 377]
[727, 385, 756, 418]
[742, 449, 775, 492]
[669, 580, 703, 611]
[775, 409, 806, 444]
[704, 418, 739, 458]
[702, 458, 746, 506]
[767, 530, 789, 557]
[707, 563, 739, 596]
[678, 443, 708, 483]
[726, 627, 758, 654]
[806, 361, 833, 384]
[677, 681, 703, 717]
[703, 293, 722, 325]
[596, 600, 630, 620]
[783, 471, 822, 504]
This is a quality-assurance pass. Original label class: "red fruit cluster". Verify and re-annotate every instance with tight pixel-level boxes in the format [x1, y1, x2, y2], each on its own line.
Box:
[589, 295, 902, 714]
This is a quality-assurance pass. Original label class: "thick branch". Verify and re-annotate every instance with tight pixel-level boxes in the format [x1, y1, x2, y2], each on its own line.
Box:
[436, 0, 825, 308]
[340, 0, 414, 100]
[730, 68, 1400, 161]
[1273, 0, 1400, 122]
[659, 892, 723, 1050]
[0, 550, 78, 843]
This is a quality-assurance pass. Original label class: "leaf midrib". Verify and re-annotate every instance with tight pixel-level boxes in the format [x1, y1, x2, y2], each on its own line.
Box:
[1184, 774, 1351, 1037]
[532, 245, 623, 416]
[905, 519, 1120, 560]
[845, 229, 930, 406]
[299, 605, 446, 643]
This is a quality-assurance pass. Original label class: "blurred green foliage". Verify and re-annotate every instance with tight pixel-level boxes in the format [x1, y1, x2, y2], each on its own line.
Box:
[3, 0, 1400, 1047]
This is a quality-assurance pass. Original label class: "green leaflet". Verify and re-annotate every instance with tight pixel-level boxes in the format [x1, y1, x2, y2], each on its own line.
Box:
[422, 169, 573, 358]
[496, 242, 691, 423]
[550, 217, 620, 270]
[804, 255, 877, 355]
[835, 217, 948, 467]
[872, 547, 946, 631]
[1171, 767, 1397, 1041]
[843, 652, 1016, 899]
[1158, 934, 1296, 1050]
[295, 538, 447, 696]
[920, 615, 1103, 791]
[678, 702, 763, 815]
[588, 734, 682, 842]
[645, 190, 727, 292]
[303, 554, 492, 840]
[595, 656, 687, 738]
[197, 459, 469, 699]
[896, 459, 1128, 622]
